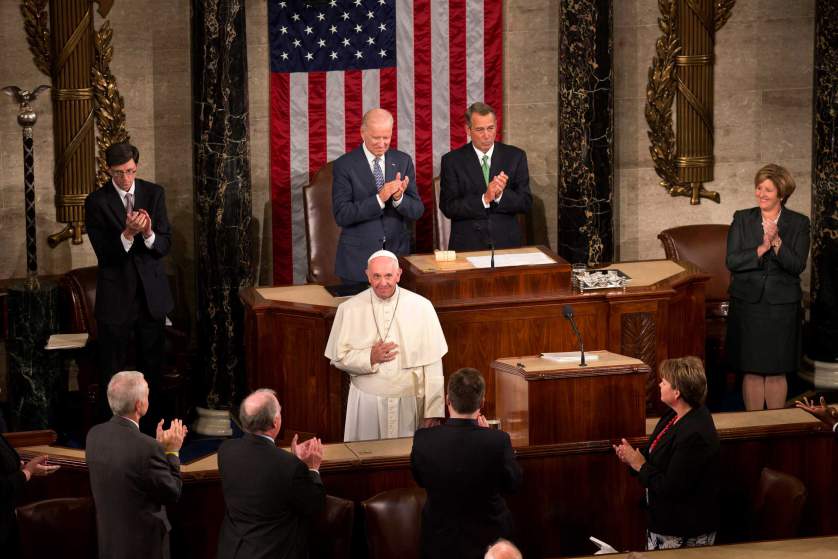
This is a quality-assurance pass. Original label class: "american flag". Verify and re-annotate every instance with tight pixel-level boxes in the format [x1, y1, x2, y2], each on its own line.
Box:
[269, 0, 503, 285]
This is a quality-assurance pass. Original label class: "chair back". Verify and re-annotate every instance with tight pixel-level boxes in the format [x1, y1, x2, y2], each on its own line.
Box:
[311, 494, 355, 559]
[658, 224, 731, 317]
[362, 487, 426, 559]
[751, 467, 807, 540]
[57, 266, 99, 339]
[17, 497, 97, 559]
[304, 162, 341, 285]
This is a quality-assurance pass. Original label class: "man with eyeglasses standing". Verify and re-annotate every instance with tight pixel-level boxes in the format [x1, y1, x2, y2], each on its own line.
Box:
[85, 143, 173, 430]
[439, 102, 532, 251]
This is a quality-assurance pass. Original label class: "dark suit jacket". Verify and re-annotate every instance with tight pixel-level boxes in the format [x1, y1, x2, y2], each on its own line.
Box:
[85, 179, 174, 323]
[0, 434, 25, 557]
[332, 147, 424, 282]
[86, 416, 182, 559]
[726, 207, 810, 304]
[637, 406, 720, 537]
[410, 418, 523, 559]
[217, 433, 325, 559]
[439, 142, 532, 251]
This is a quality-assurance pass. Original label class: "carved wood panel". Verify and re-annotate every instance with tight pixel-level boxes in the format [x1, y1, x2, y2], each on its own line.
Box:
[621, 311, 658, 414]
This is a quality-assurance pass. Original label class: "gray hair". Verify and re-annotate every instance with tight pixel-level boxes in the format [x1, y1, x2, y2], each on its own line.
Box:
[361, 108, 394, 130]
[465, 101, 496, 127]
[107, 371, 148, 416]
[485, 539, 522, 559]
[239, 389, 280, 433]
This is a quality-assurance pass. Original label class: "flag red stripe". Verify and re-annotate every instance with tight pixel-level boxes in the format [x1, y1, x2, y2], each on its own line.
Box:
[270, 72, 292, 285]
[344, 70, 363, 152]
[308, 72, 328, 180]
[380, 67, 398, 150]
[448, 0, 467, 149]
[483, 0, 504, 140]
[412, 0, 434, 253]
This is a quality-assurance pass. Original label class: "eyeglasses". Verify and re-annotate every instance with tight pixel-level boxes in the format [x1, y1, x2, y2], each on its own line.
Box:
[110, 168, 137, 179]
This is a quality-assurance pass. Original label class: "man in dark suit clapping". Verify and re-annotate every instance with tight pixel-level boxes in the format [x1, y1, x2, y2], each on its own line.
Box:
[217, 389, 325, 559]
[86, 371, 186, 559]
[332, 108, 425, 284]
[439, 102, 532, 251]
[411, 368, 523, 559]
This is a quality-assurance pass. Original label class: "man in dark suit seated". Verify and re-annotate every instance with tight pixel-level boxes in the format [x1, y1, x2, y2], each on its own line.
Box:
[86, 371, 187, 559]
[439, 102, 532, 251]
[411, 368, 523, 559]
[217, 389, 325, 559]
[84, 142, 174, 429]
[332, 108, 425, 284]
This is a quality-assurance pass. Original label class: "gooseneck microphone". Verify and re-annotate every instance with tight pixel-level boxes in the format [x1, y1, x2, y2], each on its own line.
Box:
[562, 304, 587, 367]
[474, 221, 495, 268]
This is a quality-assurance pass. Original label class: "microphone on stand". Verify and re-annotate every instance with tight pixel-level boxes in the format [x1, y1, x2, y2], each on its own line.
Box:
[474, 221, 495, 268]
[562, 304, 586, 367]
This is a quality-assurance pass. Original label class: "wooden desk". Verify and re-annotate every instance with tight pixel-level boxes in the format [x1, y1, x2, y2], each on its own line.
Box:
[241, 256, 709, 442]
[16, 410, 838, 559]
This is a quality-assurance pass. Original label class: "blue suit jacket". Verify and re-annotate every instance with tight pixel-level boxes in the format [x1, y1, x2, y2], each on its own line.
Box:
[331, 146, 424, 282]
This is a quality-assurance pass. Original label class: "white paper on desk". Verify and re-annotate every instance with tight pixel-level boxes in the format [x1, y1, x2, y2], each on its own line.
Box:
[45, 333, 89, 350]
[466, 251, 555, 268]
[541, 351, 600, 363]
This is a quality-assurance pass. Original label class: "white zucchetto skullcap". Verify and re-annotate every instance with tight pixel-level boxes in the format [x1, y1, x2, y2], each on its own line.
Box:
[367, 250, 399, 264]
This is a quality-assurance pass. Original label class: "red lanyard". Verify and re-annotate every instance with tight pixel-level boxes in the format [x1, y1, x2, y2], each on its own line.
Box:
[649, 415, 678, 453]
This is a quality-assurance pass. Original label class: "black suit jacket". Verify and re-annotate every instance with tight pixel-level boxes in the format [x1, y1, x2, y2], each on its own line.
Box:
[217, 434, 325, 559]
[439, 142, 532, 251]
[726, 207, 810, 304]
[637, 406, 720, 537]
[86, 416, 182, 559]
[85, 179, 174, 323]
[410, 419, 523, 559]
[332, 146, 424, 282]
[0, 434, 26, 557]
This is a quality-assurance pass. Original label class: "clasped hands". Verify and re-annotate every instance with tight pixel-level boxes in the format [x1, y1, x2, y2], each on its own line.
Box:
[613, 438, 646, 472]
[378, 172, 409, 203]
[759, 220, 781, 255]
[20, 455, 60, 481]
[291, 433, 324, 470]
[156, 418, 188, 453]
[123, 209, 153, 240]
[483, 171, 508, 205]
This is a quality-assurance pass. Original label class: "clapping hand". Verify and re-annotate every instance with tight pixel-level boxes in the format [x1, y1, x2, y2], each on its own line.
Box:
[124, 210, 149, 239]
[477, 414, 490, 428]
[291, 434, 324, 470]
[156, 418, 188, 453]
[484, 171, 508, 204]
[613, 438, 646, 472]
[136, 208, 153, 238]
[21, 455, 60, 479]
[379, 173, 409, 202]
[795, 396, 838, 428]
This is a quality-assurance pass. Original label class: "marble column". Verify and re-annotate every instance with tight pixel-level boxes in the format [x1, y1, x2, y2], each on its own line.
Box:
[557, 0, 614, 266]
[809, 0, 838, 363]
[6, 282, 60, 430]
[192, 0, 254, 410]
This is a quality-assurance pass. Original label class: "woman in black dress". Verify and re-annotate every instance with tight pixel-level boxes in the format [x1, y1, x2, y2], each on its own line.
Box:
[726, 164, 810, 410]
[614, 357, 720, 550]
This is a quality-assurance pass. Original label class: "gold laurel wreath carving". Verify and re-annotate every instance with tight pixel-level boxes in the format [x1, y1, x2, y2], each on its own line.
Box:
[645, 0, 683, 196]
[715, 0, 736, 31]
[21, 0, 51, 76]
[92, 20, 130, 187]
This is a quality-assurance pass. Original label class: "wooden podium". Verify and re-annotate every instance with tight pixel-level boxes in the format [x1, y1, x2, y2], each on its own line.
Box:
[493, 351, 649, 446]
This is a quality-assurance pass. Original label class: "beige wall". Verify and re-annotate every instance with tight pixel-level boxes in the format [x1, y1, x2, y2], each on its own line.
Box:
[614, 0, 814, 290]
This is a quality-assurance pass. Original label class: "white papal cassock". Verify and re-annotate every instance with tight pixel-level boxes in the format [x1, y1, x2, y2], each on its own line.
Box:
[324, 286, 448, 442]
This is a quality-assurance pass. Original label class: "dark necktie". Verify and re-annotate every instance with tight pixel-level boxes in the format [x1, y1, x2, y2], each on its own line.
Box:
[373, 157, 384, 191]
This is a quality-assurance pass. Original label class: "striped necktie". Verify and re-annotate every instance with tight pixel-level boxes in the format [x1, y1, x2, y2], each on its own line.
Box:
[373, 157, 384, 191]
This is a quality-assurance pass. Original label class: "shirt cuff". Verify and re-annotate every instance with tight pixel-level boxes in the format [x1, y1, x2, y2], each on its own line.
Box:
[376, 194, 385, 209]
[121, 233, 134, 252]
[832, 422, 837, 432]
[495, 192, 503, 204]
[482, 195, 491, 209]
[21, 469, 31, 482]
[392, 195, 402, 207]
[143, 231, 156, 249]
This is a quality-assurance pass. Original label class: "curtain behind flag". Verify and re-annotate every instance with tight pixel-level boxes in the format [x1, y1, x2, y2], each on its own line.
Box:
[269, 0, 503, 285]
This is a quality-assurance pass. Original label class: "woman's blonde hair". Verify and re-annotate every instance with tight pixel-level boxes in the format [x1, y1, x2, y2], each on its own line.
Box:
[659, 356, 707, 408]
[754, 164, 796, 204]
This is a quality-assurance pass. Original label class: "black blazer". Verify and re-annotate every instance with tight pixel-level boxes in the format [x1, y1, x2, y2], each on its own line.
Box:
[0, 434, 26, 557]
[439, 142, 532, 251]
[637, 406, 720, 538]
[84, 179, 174, 323]
[86, 416, 182, 559]
[332, 146, 424, 282]
[410, 418, 523, 559]
[726, 207, 810, 304]
[217, 434, 325, 559]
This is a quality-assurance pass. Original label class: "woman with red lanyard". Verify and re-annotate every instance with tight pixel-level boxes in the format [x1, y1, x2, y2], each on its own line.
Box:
[614, 357, 720, 550]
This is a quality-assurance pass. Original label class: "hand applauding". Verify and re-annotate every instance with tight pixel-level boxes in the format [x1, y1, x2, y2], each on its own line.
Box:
[21, 455, 60, 481]
[291, 434, 324, 470]
[613, 438, 646, 472]
[796, 396, 838, 428]
[156, 418, 188, 453]
[379, 172, 410, 202]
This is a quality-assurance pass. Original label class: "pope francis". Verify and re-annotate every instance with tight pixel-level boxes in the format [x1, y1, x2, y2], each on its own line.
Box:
[325, 250, 448, 441]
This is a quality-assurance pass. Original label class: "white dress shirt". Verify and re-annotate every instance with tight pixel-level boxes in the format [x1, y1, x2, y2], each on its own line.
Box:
[473, 143, 502, 207]
[114, 181, 156, 252]
[361, 143, 402, 209]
